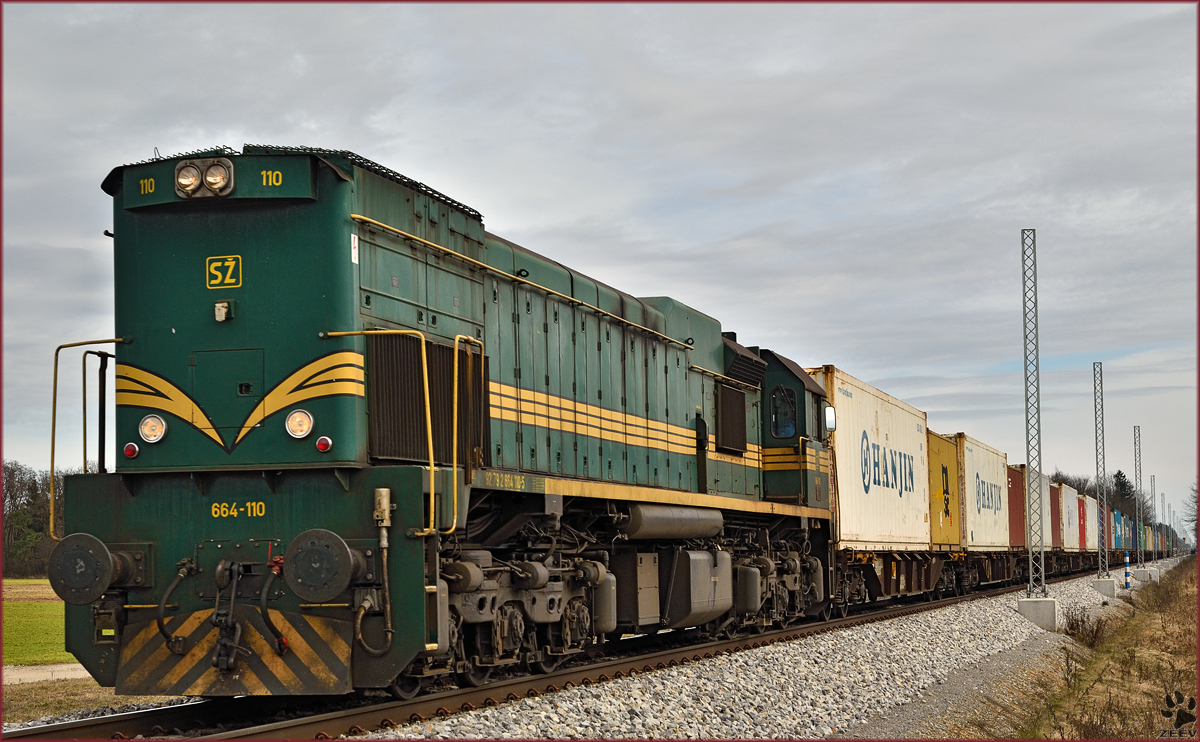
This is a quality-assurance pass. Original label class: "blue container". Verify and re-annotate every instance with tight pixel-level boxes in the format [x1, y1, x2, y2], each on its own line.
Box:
[1113, 510, 1123, 549]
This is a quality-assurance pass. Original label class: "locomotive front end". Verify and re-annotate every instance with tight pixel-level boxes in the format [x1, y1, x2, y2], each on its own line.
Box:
[48, 148, 438, 696]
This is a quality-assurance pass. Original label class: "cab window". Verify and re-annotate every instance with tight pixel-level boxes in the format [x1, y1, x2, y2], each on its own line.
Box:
[770, 385, 797, 439]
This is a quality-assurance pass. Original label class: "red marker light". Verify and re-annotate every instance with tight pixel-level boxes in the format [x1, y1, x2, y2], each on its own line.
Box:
[124, 442, 140, 458]
[315, 436, 333, 453]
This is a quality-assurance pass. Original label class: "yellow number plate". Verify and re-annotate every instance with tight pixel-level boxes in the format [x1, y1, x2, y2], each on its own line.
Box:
[206, 255, 242, 289]
[211, 502, 267, 518]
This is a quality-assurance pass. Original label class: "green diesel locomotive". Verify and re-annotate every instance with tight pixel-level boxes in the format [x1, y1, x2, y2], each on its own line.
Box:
[47, 145, 835, 698]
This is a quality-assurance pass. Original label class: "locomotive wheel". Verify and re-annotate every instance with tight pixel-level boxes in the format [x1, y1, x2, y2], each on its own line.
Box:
[834, 601, 848, 619]
[388, 674, 423, 700]
[455, 659, 493, 688]
[820, 601, 832, 621]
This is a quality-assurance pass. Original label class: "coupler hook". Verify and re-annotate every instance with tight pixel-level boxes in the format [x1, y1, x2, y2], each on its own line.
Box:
[210, 561, 251, 671]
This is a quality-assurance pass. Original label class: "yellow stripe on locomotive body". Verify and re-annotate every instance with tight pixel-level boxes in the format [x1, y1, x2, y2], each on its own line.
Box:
[759, 446, 830, 473]
[471, 468, 830, 520]
[115, 364, 225, 447]
[234, 352, 366, 445]
[115, 353, 365, 453]
[487, 380, 761, 465]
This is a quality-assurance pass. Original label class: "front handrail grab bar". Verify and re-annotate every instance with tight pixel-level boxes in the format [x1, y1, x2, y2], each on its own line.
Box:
[50, 338, 128, 541]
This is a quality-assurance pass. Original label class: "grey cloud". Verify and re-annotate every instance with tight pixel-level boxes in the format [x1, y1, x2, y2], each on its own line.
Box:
[3, 3, 1195, 496]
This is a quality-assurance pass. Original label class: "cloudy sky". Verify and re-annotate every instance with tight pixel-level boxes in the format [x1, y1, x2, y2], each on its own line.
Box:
[4, 4, 1196, 526]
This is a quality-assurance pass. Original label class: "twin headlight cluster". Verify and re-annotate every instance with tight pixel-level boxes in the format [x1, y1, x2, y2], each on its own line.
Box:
[174, 157, 235, 198]
[124, 410, 332, 457]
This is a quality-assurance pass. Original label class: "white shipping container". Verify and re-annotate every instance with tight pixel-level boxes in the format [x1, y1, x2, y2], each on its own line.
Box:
[807, 366, 930, 551]
[1085, 496, 1098, 551]
[1060, 484, 1081, 552]
[954, 434, 1010, 550]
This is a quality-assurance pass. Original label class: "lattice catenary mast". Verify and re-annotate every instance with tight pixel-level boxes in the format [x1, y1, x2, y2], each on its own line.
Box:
[1151, 475, 1157, 563]
[1134, 426, 1143, 567]
[1021, 229, 1047, 597]
[1093, 362, 1108, 577]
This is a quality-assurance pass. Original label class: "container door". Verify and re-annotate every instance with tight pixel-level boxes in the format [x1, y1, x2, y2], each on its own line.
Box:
[928, 435, 959, 548]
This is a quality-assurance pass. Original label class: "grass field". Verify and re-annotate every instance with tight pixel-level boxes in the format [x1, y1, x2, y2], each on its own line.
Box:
[4, 579, 74, 665]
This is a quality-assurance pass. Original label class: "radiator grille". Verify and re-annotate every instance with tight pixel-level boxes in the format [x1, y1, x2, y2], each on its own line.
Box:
[716, 383, 747, 453]
[366, 334, 490, 467]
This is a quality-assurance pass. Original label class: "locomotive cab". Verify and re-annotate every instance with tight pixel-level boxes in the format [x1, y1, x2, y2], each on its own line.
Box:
[752, 347, 831, 509]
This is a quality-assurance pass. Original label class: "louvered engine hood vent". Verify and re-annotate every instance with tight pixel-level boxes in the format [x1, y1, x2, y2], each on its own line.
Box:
[721, 334, 767, 387]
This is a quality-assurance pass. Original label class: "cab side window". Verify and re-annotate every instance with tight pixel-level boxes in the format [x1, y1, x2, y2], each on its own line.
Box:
[770, 385, 797, 439]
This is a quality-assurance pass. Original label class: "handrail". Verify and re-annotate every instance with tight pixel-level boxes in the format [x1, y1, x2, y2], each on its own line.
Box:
[81, 351, 115, 472]
[349, 214, 693, 351]
[320, 329, 437, 537]
[50, 338, 128, 541]
[445, 335, 484, 536]
[689, 364, 760, 392]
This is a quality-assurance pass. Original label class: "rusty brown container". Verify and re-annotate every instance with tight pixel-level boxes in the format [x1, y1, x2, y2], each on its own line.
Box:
[1007, 465, 1026, 548]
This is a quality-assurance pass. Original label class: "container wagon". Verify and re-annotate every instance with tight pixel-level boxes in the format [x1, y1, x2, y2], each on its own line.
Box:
[807, 365, 947, 605]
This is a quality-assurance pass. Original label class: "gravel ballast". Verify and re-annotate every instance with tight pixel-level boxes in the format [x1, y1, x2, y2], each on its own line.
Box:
[361, 560, 1187, 740]
[3, 558, 1183, 736]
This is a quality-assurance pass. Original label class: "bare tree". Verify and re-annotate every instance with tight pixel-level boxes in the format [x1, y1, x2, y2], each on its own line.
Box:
[1184, 480, 1198, 545]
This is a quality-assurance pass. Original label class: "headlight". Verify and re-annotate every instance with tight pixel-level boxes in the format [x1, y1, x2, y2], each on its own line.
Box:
[204, 164, 229, 191]
[138, 415, 167, 443]
[177, 165, 201, 192]
[285, 409, 313, 439]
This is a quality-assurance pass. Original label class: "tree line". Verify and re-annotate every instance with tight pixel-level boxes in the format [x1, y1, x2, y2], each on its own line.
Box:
[3, 460, 77, 578]
[1049, 467, 1193, 546]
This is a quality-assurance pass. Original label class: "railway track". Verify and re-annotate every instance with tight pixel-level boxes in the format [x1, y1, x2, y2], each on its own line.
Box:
[6, 575, 1079, 740]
